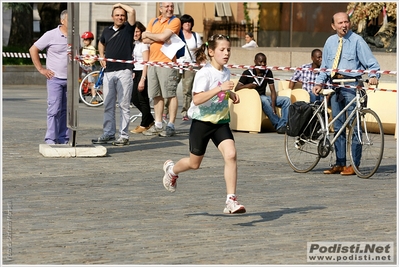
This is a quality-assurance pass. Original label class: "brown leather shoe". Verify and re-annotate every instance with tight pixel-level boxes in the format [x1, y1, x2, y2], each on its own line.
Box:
[324, 165, 345, 174]
[130, 122, 155, 134]
[130, 125, 141, 134]
[340, 165, 357, 176]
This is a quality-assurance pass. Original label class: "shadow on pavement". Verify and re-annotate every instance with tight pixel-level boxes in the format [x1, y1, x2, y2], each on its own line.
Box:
[186, 206, 326, 227]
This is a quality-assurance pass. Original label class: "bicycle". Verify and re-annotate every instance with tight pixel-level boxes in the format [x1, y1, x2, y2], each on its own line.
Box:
[284, 78, 384, 179]
[79, 67, 104, 107]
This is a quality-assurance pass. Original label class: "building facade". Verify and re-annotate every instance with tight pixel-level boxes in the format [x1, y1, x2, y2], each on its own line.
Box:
[3, 2, 390, 48]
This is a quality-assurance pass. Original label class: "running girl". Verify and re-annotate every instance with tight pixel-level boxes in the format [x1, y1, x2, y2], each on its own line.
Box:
[162, 34, 246, 214]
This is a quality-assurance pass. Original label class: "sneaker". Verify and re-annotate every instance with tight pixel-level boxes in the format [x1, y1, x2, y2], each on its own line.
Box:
[223, 196, 246, 214]
[159, 125, 175, 137]
[142, 125, 163, 136]
[112, 137, 129, 146]
[162, 113, 168, 121]
[163, 160, 178, 192]
[92, 134, 115, 144]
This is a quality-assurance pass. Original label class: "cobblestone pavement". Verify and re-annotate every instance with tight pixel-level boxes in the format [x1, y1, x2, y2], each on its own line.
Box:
[2, 85, 397, 265]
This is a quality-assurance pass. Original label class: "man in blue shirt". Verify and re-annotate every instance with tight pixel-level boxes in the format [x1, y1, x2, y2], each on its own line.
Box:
[313, 12, 380, 176]
[289, 49, 323, 103]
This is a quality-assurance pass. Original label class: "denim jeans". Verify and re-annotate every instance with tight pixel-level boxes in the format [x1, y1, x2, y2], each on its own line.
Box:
[260, 95, 291, 130]
[309, 91, 323, 103]
[103, 69, 133, 139]
[330, 87, 361, 166]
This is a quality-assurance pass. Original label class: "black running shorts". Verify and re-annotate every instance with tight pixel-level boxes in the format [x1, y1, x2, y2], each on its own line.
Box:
[189, 119, 234, 156]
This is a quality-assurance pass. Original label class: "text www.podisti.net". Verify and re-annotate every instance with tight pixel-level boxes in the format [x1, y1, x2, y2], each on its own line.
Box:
[307, 242, 394, 263]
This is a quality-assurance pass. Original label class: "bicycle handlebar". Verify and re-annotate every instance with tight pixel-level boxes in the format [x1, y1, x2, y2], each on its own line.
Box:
[332, 78, 369, 84]
[321, 78, 371, 96]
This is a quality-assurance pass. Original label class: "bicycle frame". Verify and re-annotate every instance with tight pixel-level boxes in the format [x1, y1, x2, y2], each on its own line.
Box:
[311, 79, 367, 148]
[94, 68, 104, 90]
[285, 78, 384, 178]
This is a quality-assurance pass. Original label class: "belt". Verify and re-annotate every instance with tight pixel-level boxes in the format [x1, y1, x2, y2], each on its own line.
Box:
[332, 74, 362, 80]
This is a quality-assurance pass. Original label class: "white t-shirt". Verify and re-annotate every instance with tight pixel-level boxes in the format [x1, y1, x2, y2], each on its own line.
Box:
[177, 32, 202, 63]
[133, 41, 149, 71]
[242, 40, 258, 48]
[187, 63, 231, 124]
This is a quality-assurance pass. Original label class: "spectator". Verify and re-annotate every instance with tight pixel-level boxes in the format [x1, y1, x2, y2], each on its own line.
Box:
[177, 14, 203, 121]
[142, 2, 181, 137]
[92, 3, 136, 146]
[130, 21, 155, 134]
[29, 10, 70, 145]
[313, 12, 380, 175]
[80, 31, 98, 104]
[242, 32, 258, 48]
[162, 34, 246, 214]
[289, 49, 323, 103]
[235, 53, 291, 134]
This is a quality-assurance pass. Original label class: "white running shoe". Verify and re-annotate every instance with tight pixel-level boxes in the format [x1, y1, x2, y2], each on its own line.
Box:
[143, 125, 163, 136]
[223, 196, 246, 214]
[163, 160, 178, 192]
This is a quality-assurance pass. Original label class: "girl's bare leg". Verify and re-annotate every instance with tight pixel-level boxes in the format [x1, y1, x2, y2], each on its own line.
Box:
[172, 153, 204, 174]
[217, 139, 237, 195]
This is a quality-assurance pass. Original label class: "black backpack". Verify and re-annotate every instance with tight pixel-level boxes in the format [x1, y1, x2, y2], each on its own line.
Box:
[286, 101, 313, 137]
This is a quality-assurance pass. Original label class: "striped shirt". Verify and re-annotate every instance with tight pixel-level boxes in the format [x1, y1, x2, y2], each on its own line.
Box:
[290, 63, 319, 93]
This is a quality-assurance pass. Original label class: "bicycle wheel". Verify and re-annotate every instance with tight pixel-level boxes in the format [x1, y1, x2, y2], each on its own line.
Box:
[285, 112, 324, 172]
[348, 109, 384, 179]
[79, 70, 104, 107]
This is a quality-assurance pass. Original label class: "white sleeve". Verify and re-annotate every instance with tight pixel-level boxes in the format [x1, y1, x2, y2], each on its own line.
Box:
[192, 69, 210, 93]
[195, 32, 203, 48]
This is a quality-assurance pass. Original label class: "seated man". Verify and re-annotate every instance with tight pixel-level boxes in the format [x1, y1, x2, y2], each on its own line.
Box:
[235, 53, 291, 134]
[289, 48, 323, 103]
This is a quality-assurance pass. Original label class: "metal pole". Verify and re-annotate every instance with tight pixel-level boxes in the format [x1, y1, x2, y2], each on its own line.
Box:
[67, 3, 80, 146]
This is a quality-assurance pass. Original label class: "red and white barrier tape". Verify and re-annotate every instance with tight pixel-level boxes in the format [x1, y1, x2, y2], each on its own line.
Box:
[3, 52, 396, 92]
[74, 54, 397, 76]
[229, 73, 397, 93]
[3, 52, 47, 59]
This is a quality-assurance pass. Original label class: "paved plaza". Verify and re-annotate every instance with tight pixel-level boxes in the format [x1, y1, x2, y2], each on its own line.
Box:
[2, 84, 397, 265]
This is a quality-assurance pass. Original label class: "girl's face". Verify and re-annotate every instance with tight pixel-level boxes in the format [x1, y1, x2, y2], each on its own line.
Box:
[209, 40, 231, 69]
[245, 34, 252, 43]
[134, 27, 142, 41]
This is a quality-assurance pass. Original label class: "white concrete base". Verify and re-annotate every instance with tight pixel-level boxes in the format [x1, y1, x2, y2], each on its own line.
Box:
[39, 144, 107, 158]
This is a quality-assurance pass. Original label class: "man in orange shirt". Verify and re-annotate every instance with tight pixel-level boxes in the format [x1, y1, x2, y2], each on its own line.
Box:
[142, 2, 181, 137]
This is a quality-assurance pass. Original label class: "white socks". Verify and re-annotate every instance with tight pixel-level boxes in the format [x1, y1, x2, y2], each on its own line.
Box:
[227, 194, 236, 201]
[155, 121, 163, 129]
[155, 122, 174, 129]
[169, 168, 177, 177]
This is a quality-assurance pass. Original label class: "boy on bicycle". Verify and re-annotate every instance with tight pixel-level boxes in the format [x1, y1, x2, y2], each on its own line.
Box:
[80, 31, 98, 104]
